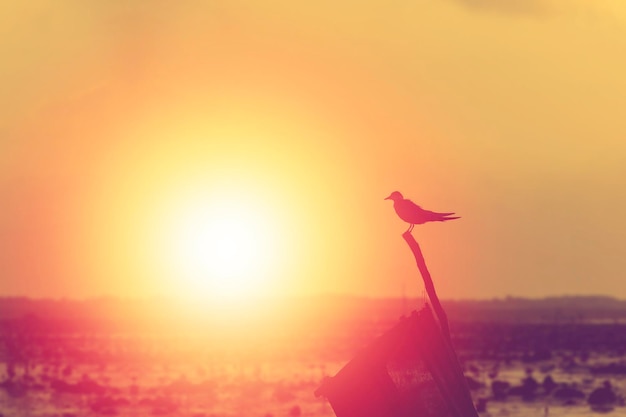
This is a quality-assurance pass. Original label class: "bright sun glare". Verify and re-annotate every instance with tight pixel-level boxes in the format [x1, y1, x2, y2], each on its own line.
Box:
[164, 191, 281, 302]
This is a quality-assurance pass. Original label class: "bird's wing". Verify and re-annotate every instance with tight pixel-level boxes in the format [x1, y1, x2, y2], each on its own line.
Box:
[400, 199, 429, 223]
[399, 199, 460, 224]
[422, 209, 441, 218]
[404, 199, 424, 211]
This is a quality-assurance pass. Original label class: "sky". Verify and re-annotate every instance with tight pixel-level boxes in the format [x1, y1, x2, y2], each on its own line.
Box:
[1, 0, 625, 301]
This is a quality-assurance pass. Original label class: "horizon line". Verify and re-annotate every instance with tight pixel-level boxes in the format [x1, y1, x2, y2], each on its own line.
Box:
[0, 293, 623, 302]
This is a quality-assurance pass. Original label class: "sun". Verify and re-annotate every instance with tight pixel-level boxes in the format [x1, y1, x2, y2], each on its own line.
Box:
[163, 191, 282, 302]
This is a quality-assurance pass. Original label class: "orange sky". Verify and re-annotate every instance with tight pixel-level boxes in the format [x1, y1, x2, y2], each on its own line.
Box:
[1, 1, 625, 300]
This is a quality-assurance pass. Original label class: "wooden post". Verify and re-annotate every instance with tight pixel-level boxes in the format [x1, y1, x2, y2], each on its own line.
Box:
[402, 230, 451, 343]
[402, 230, 480, 417]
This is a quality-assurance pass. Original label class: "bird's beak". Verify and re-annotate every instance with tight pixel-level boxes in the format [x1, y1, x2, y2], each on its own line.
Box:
[384, 195, 391, 200]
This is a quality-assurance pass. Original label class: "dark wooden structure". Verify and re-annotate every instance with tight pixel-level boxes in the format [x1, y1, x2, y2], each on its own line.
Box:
[315, 231, 479, 417]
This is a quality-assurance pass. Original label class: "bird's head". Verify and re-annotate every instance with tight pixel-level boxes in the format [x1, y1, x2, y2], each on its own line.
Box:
[384, 191, 403, 201]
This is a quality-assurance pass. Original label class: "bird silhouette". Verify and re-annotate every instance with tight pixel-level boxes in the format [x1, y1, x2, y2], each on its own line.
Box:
[384, 191, 460, 232]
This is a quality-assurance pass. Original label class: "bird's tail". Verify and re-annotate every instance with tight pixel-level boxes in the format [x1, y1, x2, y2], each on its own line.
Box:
[436, 213, 460, 222]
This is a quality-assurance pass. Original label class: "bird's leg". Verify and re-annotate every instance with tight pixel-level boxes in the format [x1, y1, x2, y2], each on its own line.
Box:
[406, 224, 414, 234]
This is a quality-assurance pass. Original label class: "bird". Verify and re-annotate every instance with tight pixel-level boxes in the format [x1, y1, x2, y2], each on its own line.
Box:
[384, 191, 460, 232]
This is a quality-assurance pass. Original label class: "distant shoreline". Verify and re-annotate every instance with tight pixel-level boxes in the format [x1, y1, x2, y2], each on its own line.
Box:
[2, 295, 626, 324]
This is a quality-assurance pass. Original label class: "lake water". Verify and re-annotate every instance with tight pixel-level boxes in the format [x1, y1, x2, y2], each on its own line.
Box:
[1, 320, 626, 416]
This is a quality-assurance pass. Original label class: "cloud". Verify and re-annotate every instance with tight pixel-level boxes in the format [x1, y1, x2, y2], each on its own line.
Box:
[449, 0, 550, 15]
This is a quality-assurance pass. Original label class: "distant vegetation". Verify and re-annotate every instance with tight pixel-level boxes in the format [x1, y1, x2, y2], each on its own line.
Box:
[1, 295, 626, 331]
[443, 295, 626, 323]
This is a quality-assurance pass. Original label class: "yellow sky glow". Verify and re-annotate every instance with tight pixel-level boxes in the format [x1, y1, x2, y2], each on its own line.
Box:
[1, 0, 625, 301]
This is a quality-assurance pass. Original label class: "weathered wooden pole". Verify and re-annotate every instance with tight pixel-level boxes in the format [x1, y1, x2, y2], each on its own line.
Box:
[402, 229, 480, 417]
[401, 230, 451, 343]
